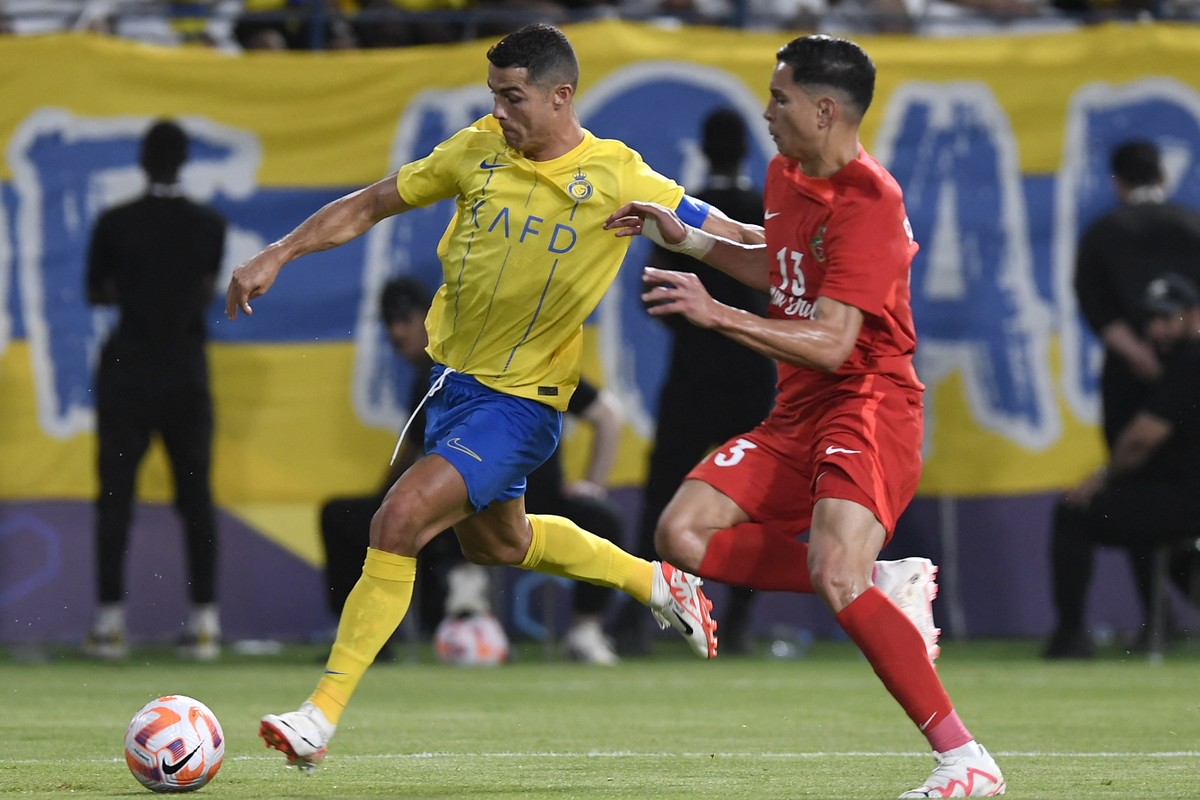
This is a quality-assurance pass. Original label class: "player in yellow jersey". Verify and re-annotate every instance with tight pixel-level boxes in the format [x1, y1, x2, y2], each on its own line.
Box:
[225, 23, 756, 771]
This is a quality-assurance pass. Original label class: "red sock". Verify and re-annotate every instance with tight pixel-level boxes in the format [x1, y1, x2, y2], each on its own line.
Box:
[836, 587, 970, 751]
[696, 523, 814, 592]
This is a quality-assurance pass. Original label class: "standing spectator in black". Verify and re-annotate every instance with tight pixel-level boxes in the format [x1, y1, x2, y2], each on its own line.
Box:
[614, 108, 776, 656]
[1075, 139, 1200, 451]
[1045, 274, 1200, 659]
[83, 120, 227, 661]
[1067, 139, 1200, 655]
[322, 277, 631, 665]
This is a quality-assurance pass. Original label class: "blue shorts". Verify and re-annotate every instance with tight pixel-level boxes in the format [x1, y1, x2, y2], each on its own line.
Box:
[423, 365, 562, 511]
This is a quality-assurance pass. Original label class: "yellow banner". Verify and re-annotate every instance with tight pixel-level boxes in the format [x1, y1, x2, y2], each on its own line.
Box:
[2, 22, 1199, 503]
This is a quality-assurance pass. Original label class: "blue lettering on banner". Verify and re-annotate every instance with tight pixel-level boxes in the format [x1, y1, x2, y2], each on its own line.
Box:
[5, 70, 1200, 467]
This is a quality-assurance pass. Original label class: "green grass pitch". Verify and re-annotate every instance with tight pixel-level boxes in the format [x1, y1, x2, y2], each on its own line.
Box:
[2, 639, 1197, 798]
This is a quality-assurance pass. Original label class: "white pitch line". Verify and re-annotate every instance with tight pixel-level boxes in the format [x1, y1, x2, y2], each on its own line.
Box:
[314, 751, 1200, 760]
[17, 750, 1196, 766]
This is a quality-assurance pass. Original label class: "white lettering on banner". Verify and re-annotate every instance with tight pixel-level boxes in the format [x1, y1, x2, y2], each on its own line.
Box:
[7, 109, 259, 439]
[874, 81, 1059, 453]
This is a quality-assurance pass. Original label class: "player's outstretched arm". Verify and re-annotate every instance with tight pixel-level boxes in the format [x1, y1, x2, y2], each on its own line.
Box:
[604, 201, 769, 290]
[699, 204, 765, 246]
[225, 176, 411, 320]
[643, 265, 863, 372]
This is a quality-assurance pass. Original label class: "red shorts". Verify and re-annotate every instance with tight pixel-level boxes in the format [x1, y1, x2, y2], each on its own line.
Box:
[686, 379, 922, 541]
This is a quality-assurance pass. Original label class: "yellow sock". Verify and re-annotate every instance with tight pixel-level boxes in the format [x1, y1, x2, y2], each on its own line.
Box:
[521, 514, 654, 604]
[309, 548, 416, 725]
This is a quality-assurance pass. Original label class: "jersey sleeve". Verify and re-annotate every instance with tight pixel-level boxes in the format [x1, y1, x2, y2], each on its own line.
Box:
[619, 149, 686, 213]
[395, 127, 473, 208]
[818, 193, 915, 318]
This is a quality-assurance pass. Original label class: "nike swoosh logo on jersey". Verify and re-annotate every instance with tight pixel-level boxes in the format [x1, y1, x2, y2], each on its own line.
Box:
[162, 744, 202, 775]
[447, 437, 483, 461]
[764, 210, 781, 219]
[480, 158, 508, 170]
[825, 446, 861, 455]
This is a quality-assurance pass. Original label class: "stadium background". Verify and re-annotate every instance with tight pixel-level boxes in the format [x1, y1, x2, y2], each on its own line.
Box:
[2, 20, 1199, 646]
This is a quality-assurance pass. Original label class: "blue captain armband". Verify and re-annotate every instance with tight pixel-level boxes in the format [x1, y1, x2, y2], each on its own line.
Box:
[674, 194, 712, 229]
[644, 194, 716, 259]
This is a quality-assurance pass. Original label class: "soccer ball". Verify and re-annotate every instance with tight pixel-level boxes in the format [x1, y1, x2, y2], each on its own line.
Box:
[124, 695, 224, 793]
[434, 613, 510, 666]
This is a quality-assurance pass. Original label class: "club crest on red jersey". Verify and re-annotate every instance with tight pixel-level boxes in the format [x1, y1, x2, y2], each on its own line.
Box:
[811, 225, 827, 262]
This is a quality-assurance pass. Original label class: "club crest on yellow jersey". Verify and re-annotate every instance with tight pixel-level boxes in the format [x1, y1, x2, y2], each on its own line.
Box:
[567, 168, 593, 202]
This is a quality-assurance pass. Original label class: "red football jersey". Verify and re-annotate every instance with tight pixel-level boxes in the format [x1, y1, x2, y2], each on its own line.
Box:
[761, 148, 923, 409]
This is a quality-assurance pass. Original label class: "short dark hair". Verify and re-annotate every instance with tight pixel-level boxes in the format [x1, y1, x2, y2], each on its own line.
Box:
[486, 23, 579, 91]
[1111, 140, 1163, 188]
[702, 108, 748, 173]
[776, 35, 875, 119]
[1142, 272, 1200, 317]
[380, 277, 431, 325]
[140, 119, 188, 183]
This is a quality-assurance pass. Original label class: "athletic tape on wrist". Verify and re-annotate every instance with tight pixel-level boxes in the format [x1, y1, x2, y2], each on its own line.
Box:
[643, 217, 715, 260]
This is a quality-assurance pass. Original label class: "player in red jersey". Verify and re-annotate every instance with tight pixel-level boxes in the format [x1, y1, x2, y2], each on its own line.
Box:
[605, 35, 1005, 798]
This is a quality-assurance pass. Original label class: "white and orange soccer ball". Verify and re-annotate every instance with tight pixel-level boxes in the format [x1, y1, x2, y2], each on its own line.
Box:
[124, 695, 224, 793]
[434, 612, 510, 666]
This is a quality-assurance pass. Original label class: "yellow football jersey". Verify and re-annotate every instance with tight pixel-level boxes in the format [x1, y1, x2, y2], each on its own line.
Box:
[396, 115, 684, 411]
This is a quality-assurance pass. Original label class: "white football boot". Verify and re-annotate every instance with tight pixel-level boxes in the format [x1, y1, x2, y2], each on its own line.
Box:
[649, 562, 717, 659]
[260, 701, 336, 772]
[900, 741, 1005, 797]
[874, 557, 941, 663]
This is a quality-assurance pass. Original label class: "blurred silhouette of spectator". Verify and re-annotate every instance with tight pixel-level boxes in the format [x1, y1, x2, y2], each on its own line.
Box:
[613, 108, 776, 657]
[235, 0, 358, 50]
[820, 0, 1072, 35]
[83, 119, 227, 662]
[619, 0, 732, 25]
[1076, 140, 1200, 465]
[1049, 139, 1200, 658]
[1045, 274, 1200, 658]
[471, 0, 568, 38]
[353, 0, 467, 47]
